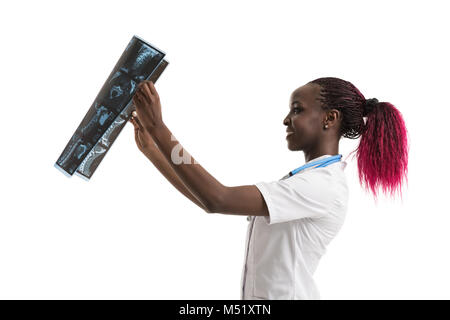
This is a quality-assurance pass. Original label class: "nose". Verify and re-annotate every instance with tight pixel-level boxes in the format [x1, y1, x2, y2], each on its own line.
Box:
[283, 114, 290, 126]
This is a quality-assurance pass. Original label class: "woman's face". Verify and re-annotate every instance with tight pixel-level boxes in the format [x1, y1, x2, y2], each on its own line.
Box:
[284, 83, 327, 151]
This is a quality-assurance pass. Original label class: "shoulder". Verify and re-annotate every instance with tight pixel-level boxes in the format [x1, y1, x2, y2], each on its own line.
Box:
[288, 161, 349, 201]
[254, 161, 348, 223]
[290, 161, 346, 183]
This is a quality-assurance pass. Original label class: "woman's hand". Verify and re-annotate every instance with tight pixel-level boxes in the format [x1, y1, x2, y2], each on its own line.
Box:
[132, 80, 163, 134]
[129, 111, 157, 154]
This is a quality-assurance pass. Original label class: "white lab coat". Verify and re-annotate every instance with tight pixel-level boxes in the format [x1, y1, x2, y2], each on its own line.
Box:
[241, 155, 349, 299]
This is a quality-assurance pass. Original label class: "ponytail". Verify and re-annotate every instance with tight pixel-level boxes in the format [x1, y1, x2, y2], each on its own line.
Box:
[309, 77, 409, 200]
[356, 100, 409, 201]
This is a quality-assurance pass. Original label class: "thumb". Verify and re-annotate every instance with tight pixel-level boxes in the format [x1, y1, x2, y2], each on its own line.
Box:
[129, 116, 139, 133]
[130, 115, 144, 148]
[131, 111, 145, 132]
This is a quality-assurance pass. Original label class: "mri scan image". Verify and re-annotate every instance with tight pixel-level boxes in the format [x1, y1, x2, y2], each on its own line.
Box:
[55, 35, 167, 178]
[76, 59, 169, 180]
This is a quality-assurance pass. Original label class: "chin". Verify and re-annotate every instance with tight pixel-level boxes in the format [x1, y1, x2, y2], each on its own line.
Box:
[287, 142, 301, 151]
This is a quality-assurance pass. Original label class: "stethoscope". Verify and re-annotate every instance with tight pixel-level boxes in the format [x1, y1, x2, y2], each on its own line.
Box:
[282, 154, 342, 179]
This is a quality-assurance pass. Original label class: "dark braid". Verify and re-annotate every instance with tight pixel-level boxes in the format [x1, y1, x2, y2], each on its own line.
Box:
[310, 77, 366, 139]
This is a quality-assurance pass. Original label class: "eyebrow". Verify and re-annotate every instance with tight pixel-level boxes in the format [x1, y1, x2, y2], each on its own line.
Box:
[290, 100, 304, 107]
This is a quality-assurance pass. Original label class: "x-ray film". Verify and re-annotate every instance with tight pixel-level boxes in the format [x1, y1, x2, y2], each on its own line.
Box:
[55, 35, 168, 179]
[74, 59, 169, 180]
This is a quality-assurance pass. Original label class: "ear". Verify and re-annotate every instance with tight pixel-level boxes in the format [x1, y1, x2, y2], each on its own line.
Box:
[323, 109, 341, 127]
[329, 109, 341, 122]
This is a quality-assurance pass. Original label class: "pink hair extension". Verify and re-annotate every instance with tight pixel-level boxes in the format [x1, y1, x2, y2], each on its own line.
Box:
[355, 102, 409, 201]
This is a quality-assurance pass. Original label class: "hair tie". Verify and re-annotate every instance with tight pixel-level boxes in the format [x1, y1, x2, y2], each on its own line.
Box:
[363, 98, 379, 116]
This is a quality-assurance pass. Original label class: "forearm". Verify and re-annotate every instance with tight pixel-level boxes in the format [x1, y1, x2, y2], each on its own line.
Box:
[142, 144, 211, 212]
[149, 123, 226, 212]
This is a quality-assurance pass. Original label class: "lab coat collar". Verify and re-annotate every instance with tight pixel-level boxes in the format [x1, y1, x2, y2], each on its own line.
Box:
[305, 154, 333, 164]
[305, 154, 347, 170]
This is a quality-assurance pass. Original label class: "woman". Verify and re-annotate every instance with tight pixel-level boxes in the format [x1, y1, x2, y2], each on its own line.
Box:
[129, 77, 409, 299]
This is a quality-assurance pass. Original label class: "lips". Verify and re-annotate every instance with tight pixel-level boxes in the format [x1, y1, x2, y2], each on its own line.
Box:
[286, 131, 294, 138]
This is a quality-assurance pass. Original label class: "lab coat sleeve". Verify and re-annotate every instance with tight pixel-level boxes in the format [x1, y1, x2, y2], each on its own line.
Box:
[255, 171, 336, 225]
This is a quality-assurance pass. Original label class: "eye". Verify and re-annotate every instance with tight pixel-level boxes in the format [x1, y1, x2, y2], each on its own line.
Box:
[293, 107, 301, 114]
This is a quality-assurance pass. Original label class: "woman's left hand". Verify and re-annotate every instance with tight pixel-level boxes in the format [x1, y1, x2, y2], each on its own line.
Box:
[132, 80, 164, 134]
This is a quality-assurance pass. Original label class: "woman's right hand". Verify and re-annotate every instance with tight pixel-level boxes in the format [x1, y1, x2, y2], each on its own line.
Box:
[129, 110, 158, 154]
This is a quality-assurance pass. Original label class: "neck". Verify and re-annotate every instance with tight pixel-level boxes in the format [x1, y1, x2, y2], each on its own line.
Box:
[304, 144, 339, 163]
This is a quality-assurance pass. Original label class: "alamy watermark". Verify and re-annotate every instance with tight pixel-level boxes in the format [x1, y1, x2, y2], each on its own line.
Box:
[170, 134, 199, 165]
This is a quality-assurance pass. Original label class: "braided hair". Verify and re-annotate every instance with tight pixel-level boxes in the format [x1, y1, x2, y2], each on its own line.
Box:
[309, 77, 409, 201]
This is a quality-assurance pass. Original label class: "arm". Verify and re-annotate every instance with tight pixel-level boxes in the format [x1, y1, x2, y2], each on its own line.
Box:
[134, 80, 268, 216]
[150, 123, 269, 216]
[142, 141, 212, 213]
[129, 113, 210, 212]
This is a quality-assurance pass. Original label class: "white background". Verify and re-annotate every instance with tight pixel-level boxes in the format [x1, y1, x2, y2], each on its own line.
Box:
[0, 0, 448, 299]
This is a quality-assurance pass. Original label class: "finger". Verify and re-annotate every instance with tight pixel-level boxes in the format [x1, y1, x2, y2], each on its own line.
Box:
[147, 81, 155, 94]
[130, 120, 141, 141]
[135, 126, 143, 149]
[137, 81, 147, 95]
[131, 111, 145, 131]
[142, 82, 153, 101]
[138, 80, 146, 89]
[133, 92, 144, 107]
[131, 117, 145, 147]
[130, 117, 139, 131]
[132, 92, 141, 105]
[129, 116, 140, 140]
[135, 90, 144, 99]
[148, 81, 159, 100]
